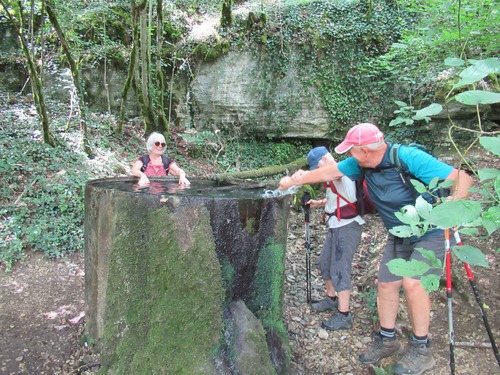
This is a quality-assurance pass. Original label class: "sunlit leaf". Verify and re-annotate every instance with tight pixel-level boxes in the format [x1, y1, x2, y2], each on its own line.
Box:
[420, 274, 441, 293]
[395, 205, 420, 224]
[482, 206, 500, 235]
[458, 227, 479, 236]
[410, 179, 427, 194]
[413, 103, 443, 120]
[392, 43, 408, 49]
[415, 196, 432, 220]
[452, 57, 500, 89]
[479, 136, 500, 157]
[477, 168, 500, 182]
[428, 200, 482, 228]
[415, 247, 442, 268]
[496, 176, 500, 200]
[454, 90, 500, 105]
[394, 100, 408, 107]
[387, 259, 430, 277]
[444, 57, 464, 67]
[390, 117, 410, 126]
[389, 225, 414, 238]
[452, 244, 489, 267]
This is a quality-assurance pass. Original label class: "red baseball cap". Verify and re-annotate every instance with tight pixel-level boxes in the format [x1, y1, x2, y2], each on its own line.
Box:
[334, 123, 384, 154]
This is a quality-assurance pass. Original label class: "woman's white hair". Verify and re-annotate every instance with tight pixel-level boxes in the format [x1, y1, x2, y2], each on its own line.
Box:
[146, 132, 166, 153]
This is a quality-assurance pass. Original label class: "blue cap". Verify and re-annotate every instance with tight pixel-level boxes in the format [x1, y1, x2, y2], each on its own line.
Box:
[307, 146, 328, 170]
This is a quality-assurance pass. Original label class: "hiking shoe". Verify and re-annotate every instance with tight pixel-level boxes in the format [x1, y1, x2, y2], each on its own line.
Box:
[358, 331, 404, 364]
[394, 340, 436, 375]
[322, 312, 352, 331]
[310, 297, 338, 312]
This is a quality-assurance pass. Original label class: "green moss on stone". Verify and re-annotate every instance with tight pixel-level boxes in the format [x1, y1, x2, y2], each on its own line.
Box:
[100, 199, 224, 374]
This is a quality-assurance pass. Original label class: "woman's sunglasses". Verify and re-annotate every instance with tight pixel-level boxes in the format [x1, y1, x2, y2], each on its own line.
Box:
[154, 142, 166, 147]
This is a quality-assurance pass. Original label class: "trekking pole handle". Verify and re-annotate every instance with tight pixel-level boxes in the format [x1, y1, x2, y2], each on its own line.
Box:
[301, 191, 311, 222]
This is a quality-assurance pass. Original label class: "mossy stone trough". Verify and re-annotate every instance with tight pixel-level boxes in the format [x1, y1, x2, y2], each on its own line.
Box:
[84, 177, 292, 374]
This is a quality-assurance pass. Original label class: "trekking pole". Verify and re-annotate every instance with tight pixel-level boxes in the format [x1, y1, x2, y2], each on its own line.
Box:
[444, 228, 456, 374]
[453, 230, 500, 367]
[301, 191, 312, 303]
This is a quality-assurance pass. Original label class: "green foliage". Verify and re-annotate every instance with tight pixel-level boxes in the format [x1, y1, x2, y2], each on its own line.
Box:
[389, 101, 443, 126]
[182, 130, 311, 174]
[0, 128, 89, 270]
[373, 0, 498, 115]
[240, 0, 411, 133]
[386, 58, 499, 292]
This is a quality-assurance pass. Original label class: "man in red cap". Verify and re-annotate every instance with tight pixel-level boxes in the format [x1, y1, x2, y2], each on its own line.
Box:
[279, 123, 473, 375]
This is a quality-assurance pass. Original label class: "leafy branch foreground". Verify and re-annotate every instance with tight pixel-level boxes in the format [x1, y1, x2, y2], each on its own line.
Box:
[385, 58, 500, 291]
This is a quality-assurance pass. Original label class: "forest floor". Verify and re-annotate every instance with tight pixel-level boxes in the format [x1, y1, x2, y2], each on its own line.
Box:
[0, 206, 499, 375]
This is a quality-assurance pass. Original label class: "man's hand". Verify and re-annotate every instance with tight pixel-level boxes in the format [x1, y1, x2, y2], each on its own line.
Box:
[278, 176, 295, 190]
[291, 169, 307, 182]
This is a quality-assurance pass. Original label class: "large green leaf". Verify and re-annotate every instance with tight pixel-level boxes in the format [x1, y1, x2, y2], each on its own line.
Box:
[394, 205, 420, 225]
[389, 225, 415, 238]
[479, 136, 500, 157]
[452, 57, 500, 89]
[420, 274, 441, 293]
[452, 244, 489, 268]
[387, 259, 430, 277]
[415, 247, 442, 268]
[482, 206, 500, 235]
[390, 117, 413, 126]
[428, 200, 482, 228]
[496, 176, 500, 200]
[415, 196, 433, 220]
[477, 168, 500, 182]
[413, 103, 443, 120]
[444, 57, 465, 67]
[458, 227, 479, 236]
[454, 90, 500, 105]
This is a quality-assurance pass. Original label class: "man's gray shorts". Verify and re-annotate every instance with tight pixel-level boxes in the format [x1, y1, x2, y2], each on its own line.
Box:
[378, 232, 450, 283]
[319, 221, 362, 292]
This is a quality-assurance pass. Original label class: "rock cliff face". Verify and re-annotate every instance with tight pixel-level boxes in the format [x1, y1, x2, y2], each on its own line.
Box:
[188, 51, 330, 139]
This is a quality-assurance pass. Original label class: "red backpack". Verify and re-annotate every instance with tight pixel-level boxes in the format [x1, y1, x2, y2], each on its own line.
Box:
[323, 178, 376, 221]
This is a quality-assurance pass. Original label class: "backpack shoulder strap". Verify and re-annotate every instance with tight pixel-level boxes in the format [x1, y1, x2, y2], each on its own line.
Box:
[389, 143, 402, 170]
[161, 155, 172, 173]
[324, 181, 337, 193]
[139, 155, 150, 172]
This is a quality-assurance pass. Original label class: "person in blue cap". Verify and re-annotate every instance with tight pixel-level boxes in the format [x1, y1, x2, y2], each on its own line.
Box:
[305, 146, 364, 330]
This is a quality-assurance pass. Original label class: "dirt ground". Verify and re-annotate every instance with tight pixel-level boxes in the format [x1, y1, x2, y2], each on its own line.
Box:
[0, 208, 499, 375]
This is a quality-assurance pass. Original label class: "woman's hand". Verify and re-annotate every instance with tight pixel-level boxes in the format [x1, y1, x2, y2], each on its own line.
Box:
[138, 175, 150, 185]
[178, 173, 190, 186]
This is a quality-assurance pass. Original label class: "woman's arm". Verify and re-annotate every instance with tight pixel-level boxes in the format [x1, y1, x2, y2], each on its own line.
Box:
[132, 159, 150, 185]
[169, 162, 191, 185]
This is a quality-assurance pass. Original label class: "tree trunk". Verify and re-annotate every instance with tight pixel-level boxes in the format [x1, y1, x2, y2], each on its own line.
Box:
[156, 0, 168, 135]
[0, 0, 54, 146]
[221, 0, 233, 28]
[211, 157, 307, 184]
[46, 1, 92, 157]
